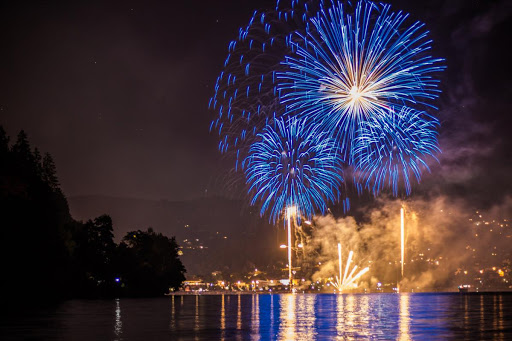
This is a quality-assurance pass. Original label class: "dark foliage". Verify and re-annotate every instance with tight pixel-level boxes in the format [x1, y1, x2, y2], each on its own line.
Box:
[72, 215, 117, 298]
[116, 228, 186, 297]
[0, 128, 74, 306]
[0, 126, 185, 306]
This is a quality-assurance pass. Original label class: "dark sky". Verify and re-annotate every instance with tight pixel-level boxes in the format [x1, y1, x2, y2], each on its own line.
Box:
[0, 0, 510, 207]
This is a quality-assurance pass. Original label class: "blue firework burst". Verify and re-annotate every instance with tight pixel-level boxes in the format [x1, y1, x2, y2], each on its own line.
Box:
[209, 0, 445, 217]
[244, 117, 343, 222]
[277, 0, 445, 162]
[353, 108, 440, 196]
[208, 2, 314, 168]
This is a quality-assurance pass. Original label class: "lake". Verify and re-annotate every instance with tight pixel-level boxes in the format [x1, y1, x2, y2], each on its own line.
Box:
[2, 293, 511, 340]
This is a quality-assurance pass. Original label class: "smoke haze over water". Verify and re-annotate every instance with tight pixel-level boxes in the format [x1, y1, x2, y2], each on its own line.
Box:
[307, 195, 512, 291]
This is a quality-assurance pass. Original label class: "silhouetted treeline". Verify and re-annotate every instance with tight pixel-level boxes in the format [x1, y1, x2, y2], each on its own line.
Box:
[0, 127, 185, 306]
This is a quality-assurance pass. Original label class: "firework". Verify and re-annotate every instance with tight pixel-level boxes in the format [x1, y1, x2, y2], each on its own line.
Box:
[208, 8, 280, 163]
[287, 206, 295, 291]
[210, 0, 445, 216]
[277, 1, 445, 162]
[353, 108, 440, 196]
[209, 1, 316, 168]
[331, 243, 370, 292]
[401, 206, 405, 278]
[244, 117, 343, 223]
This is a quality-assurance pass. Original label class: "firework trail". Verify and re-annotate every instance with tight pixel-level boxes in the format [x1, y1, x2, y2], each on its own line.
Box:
[244, 117, 343, 223]
[330, 244, 370, 292]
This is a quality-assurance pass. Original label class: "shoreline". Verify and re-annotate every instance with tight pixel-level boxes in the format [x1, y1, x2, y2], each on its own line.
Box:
[166, 290, 512, 296]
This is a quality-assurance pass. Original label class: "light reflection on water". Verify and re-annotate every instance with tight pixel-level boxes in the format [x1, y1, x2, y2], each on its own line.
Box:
[251, 294, 259, 340]
[114, 298, 122, 340]
[194, 295, 199, 338]
[220, 294, 225, 340]
[237, 294, 242, 331]
[1, 293, 512, 340]
[398, 293, 410, 341]
[297, 294, 315, 339]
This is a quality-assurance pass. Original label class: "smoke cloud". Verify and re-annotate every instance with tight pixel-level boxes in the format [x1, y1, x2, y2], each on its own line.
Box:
[305, 194, 511, 291]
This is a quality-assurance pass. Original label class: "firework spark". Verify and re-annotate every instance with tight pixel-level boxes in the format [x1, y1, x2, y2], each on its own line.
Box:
[353, 108, 440, 196]
[210, 0, 445, 217]
[401, 206, 405, 278]
[278, 1, 445, 162]
[244, 117, 343, 223]
[208, 1, 315, 167]
[331, 243, 370, 292]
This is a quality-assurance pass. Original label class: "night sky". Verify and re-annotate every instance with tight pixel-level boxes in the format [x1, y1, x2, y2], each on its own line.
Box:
[0, 0, 510, 208]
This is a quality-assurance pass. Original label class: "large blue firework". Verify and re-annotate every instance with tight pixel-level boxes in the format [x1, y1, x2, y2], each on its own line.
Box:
[244, 117, 343, 223]
[277, 0, 445, 162]
[210, 0, 445, 219]
[353, 108, 440, 196]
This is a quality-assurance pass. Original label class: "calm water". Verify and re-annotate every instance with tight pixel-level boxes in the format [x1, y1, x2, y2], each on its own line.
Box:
[2, 293, 511, 340]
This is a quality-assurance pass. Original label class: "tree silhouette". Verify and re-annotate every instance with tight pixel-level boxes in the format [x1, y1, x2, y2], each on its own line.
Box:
[11, 130, 34, 164]
[0, 125, 9, 154]
[42, 152, 59, 190]
[1, 129, 75, 306]
[118, 228, 186, 296]
[73, 214, 117, 297]
[1, 126, 186, 304]
[33, 147, 43, 177]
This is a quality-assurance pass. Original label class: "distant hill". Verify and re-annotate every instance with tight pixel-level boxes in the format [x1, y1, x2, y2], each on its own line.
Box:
[68, 195, 284, 276]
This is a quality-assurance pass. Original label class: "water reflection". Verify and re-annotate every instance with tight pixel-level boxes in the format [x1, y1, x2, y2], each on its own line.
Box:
[278, 294, 297, 340]
[398, 294, 410, 341]
[195, 294, 199, 340]
[499, 295, 504, 339]
[493, 295, 498, 335]
[480, 295, 485, 337]
[236, 295, 242, 341]
[2, 293, 512, 340]
[335, 294, 375, 339]
[336, 294, 344, 338]
[359, 295, 370, 329]
[345, 294, 356, 336]
[296, 295, 315, 338]
[251, 294, 260, 340]
[114, 298, 122, 339]
[237, 294, 242, 331]
[170, 295, 175, 331]
[463, 294, 469, 334]
[270, 293, 275, 338]
[220, 294, 225, 340]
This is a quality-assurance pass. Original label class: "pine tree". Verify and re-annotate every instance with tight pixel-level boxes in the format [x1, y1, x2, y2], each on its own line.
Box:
[11, 130, 34, 164]
[33, 147, 43, 177]
[42, 152, 60, 189]
[0, 125, 9, 154]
